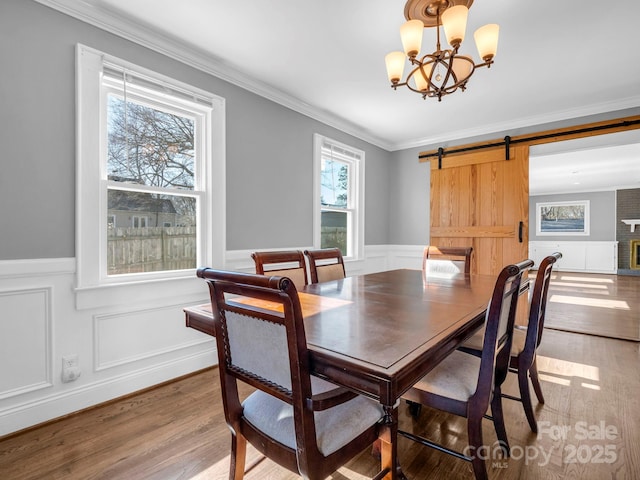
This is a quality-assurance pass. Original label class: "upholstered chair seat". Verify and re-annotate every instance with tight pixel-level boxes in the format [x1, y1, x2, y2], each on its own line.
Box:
[243, 379, 384, 456]
[410, 350, 482, 402]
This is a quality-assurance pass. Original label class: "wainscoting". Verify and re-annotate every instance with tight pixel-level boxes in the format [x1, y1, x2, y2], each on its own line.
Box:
[3, 245, 635, 441]
[529, 241, 618, 274]
[0, 258, 215, 436]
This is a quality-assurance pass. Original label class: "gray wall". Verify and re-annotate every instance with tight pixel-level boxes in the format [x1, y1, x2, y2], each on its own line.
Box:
[388, 148, 430, 245]
[0, 0, 390, 260]
[529, 191, 616, 242]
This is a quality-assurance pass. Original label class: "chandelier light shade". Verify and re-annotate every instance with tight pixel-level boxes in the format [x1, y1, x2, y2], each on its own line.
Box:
[400, 19, 424, 58]
[385, 51, 407, 84]
[474, 23, 500, 61]
[441, 5, 468, 46]
[385, 0, 499, 101]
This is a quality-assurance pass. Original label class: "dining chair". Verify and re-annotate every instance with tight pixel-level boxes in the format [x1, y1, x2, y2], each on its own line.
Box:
[400, 258, 534, 480]
[422, 245, 473, 278]
[459, 252, 562, 433]
[251, 250, 308, 290]
[196, 267, 387, 480]
[304, 248, 346, 284]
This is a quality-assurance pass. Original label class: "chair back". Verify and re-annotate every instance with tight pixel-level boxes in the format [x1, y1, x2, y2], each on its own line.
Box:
[251, 250, 308, 290]
[304, 248, 346, 283]
[196, 268, 384, 478]
[527, 252, 562, 351]
[423, 245, 473, 278]
[474, 259, 533, 403]
[197, 268, 318, 453]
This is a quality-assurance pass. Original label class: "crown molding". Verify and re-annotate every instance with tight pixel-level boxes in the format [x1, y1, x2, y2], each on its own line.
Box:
[33, 0, 392, 151]
[391, 96, 640, 151]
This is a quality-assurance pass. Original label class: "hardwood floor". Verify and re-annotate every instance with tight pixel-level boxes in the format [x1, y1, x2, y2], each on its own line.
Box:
[1, 273, 639, 479]
[2, 328, 638, 480]
[542, 272, 640, 341]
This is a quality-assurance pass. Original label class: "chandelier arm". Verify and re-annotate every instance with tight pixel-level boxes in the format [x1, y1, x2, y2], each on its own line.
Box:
[420, 63, 438, 92]
[439, 43, 464, 88]
[474, 59, 494, 69]
[440, 57, 456, 92]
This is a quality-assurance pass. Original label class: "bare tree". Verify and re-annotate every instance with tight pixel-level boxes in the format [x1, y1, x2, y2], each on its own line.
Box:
[107, 96, 196, 218]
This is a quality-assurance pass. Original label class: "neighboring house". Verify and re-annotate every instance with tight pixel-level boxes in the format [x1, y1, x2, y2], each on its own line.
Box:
[107, 189, 179, 229]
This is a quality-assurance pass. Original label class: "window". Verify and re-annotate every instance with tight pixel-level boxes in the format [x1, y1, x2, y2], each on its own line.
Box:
[76, 45, 225, 290]
[131, 216, 148, 228]
[313, 134, 364, 260]
[536, 200, 590, 236]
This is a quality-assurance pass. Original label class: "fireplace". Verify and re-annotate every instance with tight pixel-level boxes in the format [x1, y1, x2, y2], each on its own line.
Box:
[632, 240, 640, 270]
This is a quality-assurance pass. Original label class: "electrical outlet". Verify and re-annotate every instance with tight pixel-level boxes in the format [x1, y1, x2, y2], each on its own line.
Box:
[62, 354, 81, 383]
[62, 354, 78, 369]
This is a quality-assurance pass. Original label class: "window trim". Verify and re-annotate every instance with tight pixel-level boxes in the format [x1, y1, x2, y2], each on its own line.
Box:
[312, 134, 365, 261]
[76, 44, 225, 292]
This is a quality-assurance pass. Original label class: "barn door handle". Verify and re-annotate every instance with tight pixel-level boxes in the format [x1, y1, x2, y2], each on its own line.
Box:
[518, 221, 523, 243]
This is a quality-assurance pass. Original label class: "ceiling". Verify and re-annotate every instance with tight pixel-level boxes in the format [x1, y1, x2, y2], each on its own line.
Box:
[529, 129, 640, 195]
[39, 0, 640, 192]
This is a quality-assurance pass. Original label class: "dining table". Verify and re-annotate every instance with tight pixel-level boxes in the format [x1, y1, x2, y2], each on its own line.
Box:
[184, 268, 499, 480]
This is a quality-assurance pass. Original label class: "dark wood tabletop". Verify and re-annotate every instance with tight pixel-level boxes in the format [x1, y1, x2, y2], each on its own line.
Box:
[186, 268, 496, 405]
[185, 268, 497, 479]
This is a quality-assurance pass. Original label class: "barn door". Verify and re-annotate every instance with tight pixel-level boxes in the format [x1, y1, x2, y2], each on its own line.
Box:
[430, 144, 529, 276]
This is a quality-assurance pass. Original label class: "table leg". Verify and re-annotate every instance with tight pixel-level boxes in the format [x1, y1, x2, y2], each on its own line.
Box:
[378, 405, 406, 480]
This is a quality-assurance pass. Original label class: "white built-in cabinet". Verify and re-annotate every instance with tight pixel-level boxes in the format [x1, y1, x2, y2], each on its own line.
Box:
[529, 241, 618, 274]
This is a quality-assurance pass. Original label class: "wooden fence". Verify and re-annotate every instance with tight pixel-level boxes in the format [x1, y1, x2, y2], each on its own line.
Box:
[107, 227, 196, 274]
[107, 226, 346, 274]
[321, 227, 347, 253]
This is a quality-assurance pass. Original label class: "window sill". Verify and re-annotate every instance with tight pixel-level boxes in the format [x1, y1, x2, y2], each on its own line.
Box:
[75, 272, 207, 310]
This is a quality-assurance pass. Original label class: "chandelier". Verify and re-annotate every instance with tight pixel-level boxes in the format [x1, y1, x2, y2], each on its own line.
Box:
[385, 0, 499, 101]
